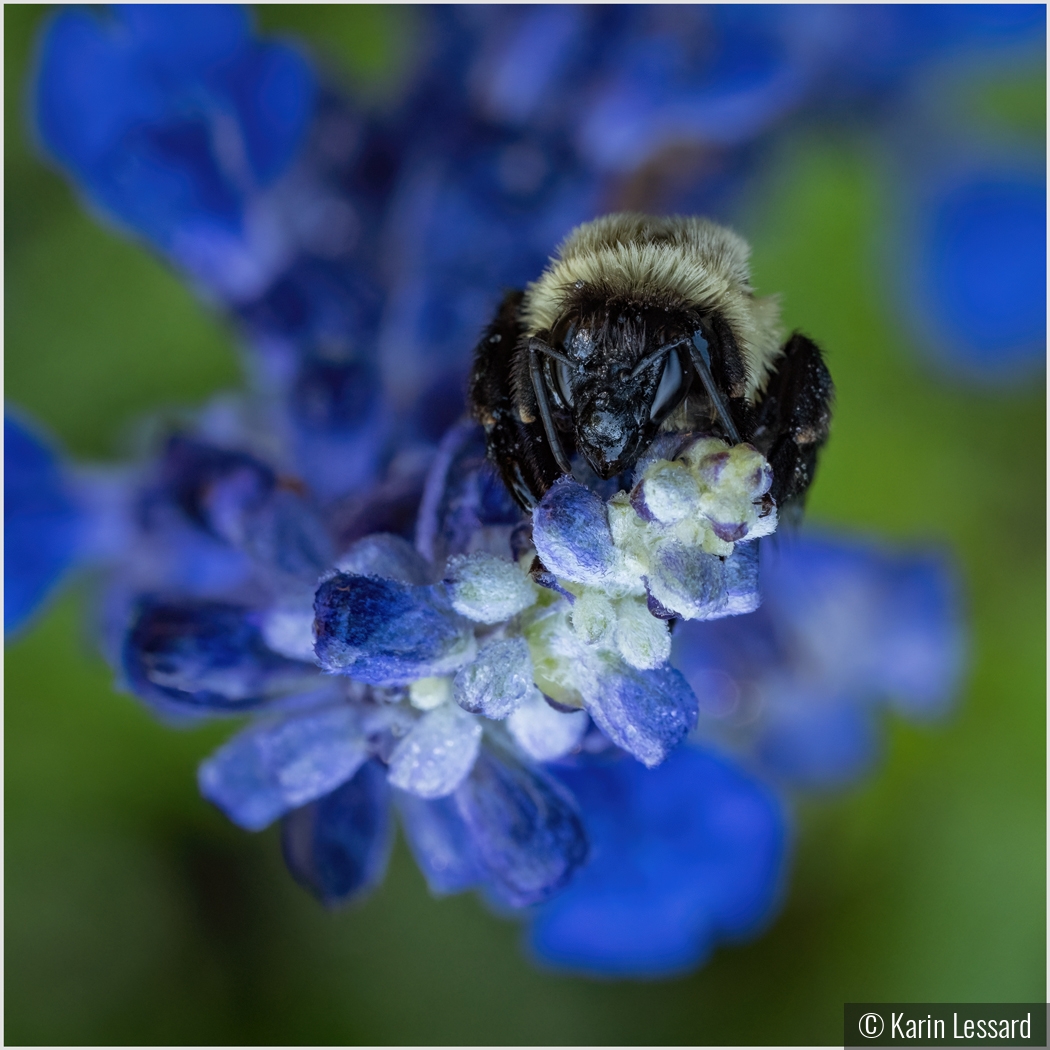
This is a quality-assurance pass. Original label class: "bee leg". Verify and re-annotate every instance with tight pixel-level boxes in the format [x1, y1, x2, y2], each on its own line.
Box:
[469, 291, 562, 510]
[528, 338, 572, 476]
[750, 331, 834, 516]
[689, 332, 741, 443]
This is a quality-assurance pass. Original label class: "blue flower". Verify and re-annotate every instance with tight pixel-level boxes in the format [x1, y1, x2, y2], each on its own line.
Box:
[672, 532, 966, 789]
[34, 6, 394, 504]
[527, 745, 786, 978]
[4, 412, 83, 635]
[34, 5, 316, 298]
[889, 146, 1045, 383]
[35, 6, 396, 493]
[807, 5, 1046, 105]
[282, 758, 393, 908]
[314, 573, 476, 685]
[199, 704, 369, 832]
[57, 388, 792, 968]
[375, 118, 600, 411]
[573, 7, 823, 173]
[16, 4, 983, 980]
[138, 432, 333, 590]
[917, 170, 1045, 378]
[845, 9, 1046, 383]
[389, 748, 591, 910]
[122, 596, 321, 715]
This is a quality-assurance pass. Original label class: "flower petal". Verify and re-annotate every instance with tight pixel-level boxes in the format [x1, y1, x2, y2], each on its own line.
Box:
[314, 573, 475, 684]
[4, 413, 82, 635]
[445, 552, 536, 623]
[281, 759, 392, 908]
[241, 488, 334, 584]
[153, 435, 275, 546]
[580, 659, 698, 768]
[528, 746, 787, 977]
[507, 688, 589, 762]
[123, 597, 318, 711]
[868, 552, 966, 718]
[33, 6, 315, 296]
[261, 600, 317, 662]
[336, 532, 433, 585]
[198, 706, 368, 830]
[454, 751, 588, 907]
[612, 596, 672, 670]
[757, 698, 881, 789]
[645, 540, 727, 620]
[387, 703, 482, 799]
[722, 539, 762, 616]
[532, 477, 617, 586]
[416, 422, 524, 568]
[394, 790, 485, 896]
[453, 637, 533, 719]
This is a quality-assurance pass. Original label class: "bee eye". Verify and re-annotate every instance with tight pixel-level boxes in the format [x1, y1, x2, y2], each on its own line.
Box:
[552, 318, 576, 352]
[556, 359, 575, 407]
[650, 351, 683, 420]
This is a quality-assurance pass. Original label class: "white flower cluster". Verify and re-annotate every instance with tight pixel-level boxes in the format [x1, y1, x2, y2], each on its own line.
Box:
[533, 437, 776, 672]
[438, 436, 776, 689]
[369, 438, 777, 781]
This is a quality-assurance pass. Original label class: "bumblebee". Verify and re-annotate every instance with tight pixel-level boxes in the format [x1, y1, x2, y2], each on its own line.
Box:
[469, 213, 833, 514]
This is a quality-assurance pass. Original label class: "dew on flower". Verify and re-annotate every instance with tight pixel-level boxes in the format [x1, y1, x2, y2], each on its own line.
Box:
[444, 550, 538, 623]
[387, 702, 483, 800]
[453, 637, 534, 719]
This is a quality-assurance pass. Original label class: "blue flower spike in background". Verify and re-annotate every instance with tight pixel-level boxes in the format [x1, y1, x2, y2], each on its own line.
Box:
[5, 411, 83, 634]
[674, 533, 966, 790]
[6, 5, 1044, 1044]
[34, 4, 317, 299]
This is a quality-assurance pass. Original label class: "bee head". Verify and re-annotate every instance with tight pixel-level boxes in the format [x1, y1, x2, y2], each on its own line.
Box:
[539, 301, 697, 479]
[483, 214, 788, 506]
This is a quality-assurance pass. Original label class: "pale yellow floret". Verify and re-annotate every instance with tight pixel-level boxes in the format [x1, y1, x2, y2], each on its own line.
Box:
[612, 596, 671, 670]
[524, 609, 587, 710]
[409, 676, 453, 711]
[638, 460, 702, 524]
[569, 589, 617, 647]
[671, 516, 736, 557]
[606, 493, 654, 578]
[677, 435, 733, 470]
[520, 439, 776, 688]
[520, 213, 784, 401]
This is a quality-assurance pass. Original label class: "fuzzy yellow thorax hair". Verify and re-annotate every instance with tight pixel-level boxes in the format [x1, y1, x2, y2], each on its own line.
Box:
[520, 213, 783, 402]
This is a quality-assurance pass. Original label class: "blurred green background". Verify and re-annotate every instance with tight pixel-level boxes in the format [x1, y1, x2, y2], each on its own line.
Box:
[6, 6, 1045, 1045]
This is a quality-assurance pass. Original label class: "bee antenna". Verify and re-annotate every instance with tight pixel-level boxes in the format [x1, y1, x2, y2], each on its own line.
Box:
[689, 332, 741, 443]
[533, 344, 574, 366]
[528, 338, 572, 476]
[630, 340, 678, 379]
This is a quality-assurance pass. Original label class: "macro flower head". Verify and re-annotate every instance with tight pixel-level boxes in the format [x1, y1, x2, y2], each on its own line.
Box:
[9, 4, 1022, 994]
